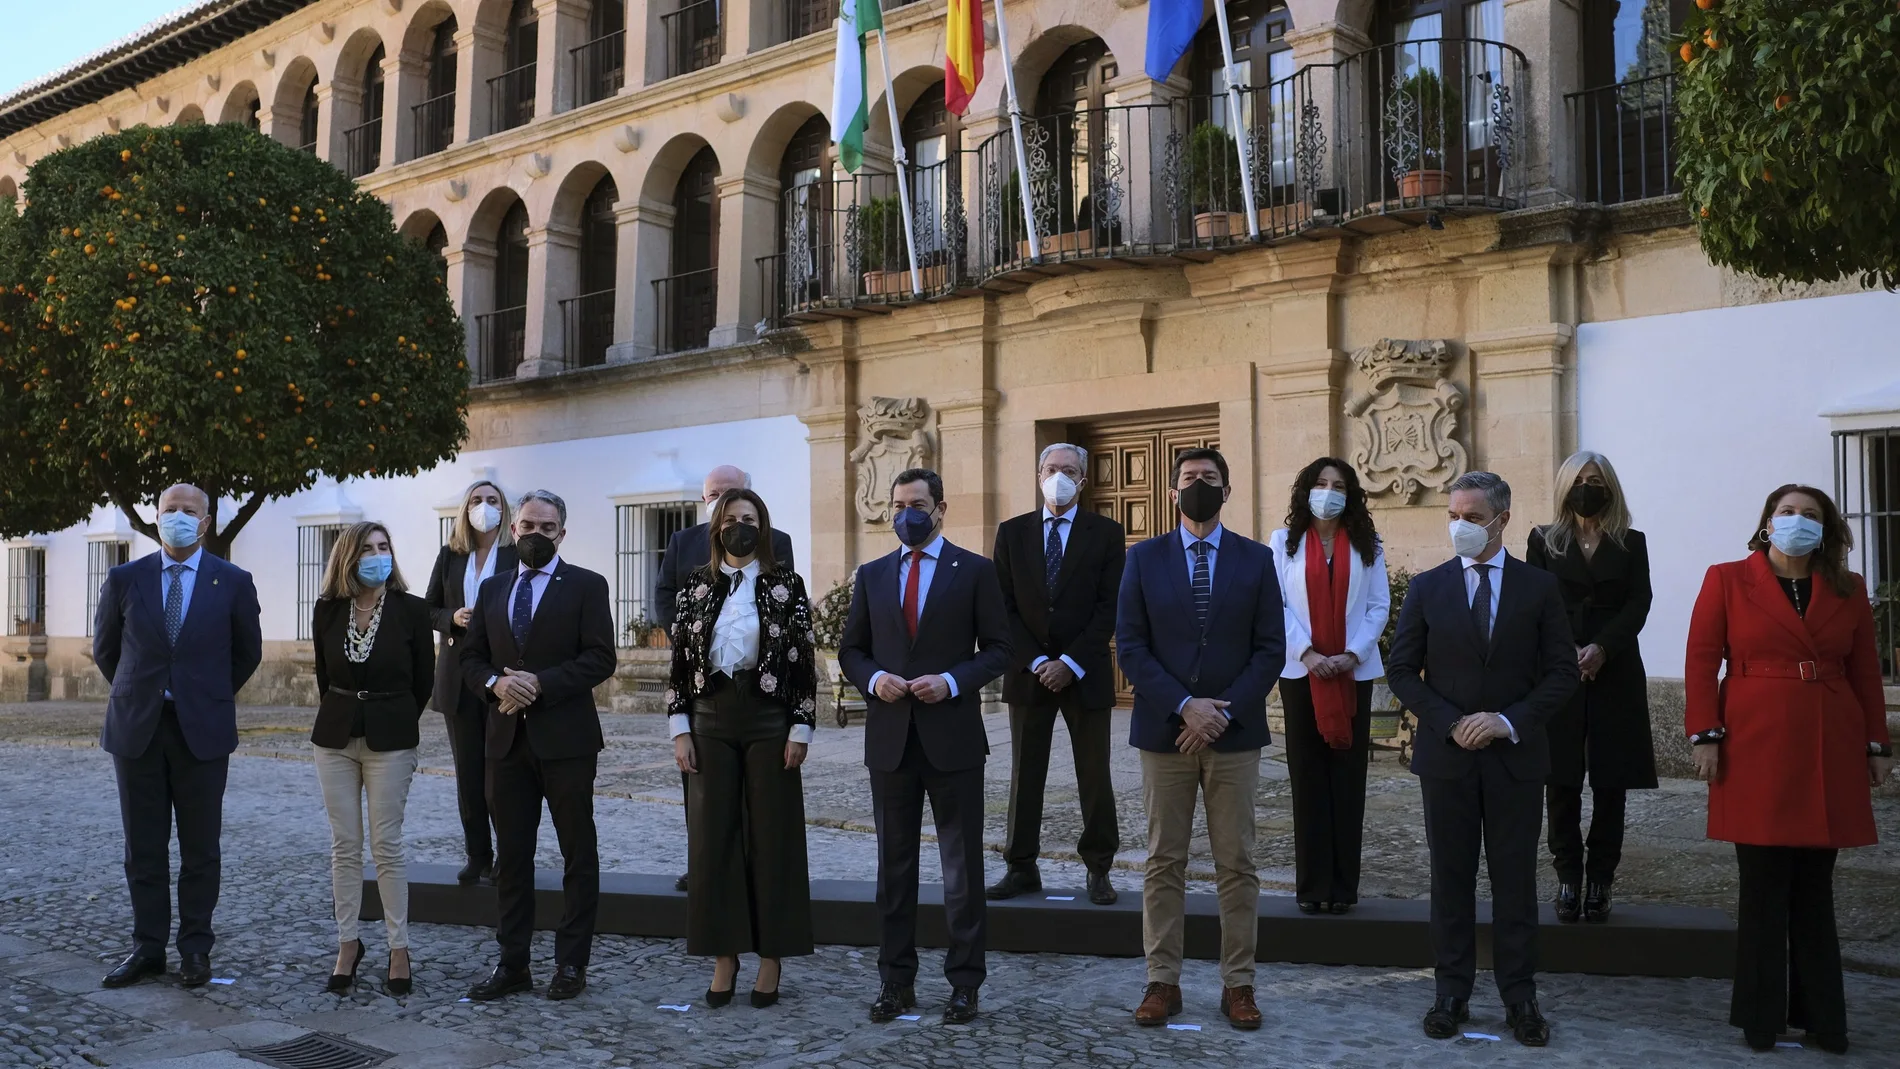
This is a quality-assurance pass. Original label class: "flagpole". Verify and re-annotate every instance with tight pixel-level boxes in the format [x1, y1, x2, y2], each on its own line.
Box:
[871, 0, 923, 296]
[990, 0, 1042, 261]
[1212, 1, 1260, 239]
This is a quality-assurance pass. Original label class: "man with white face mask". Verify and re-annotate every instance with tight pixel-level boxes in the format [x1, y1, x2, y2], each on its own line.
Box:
[1386, 471, 1578, 1048]
[987, 444, 1126, 906]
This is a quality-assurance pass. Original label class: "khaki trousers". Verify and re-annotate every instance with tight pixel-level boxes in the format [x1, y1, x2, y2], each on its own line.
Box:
[1141, 746, 1261, 988]
[314, 739, 418, 949]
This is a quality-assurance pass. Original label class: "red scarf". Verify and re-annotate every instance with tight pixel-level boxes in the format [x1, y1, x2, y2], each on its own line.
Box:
[1303, 527, 1356, 749]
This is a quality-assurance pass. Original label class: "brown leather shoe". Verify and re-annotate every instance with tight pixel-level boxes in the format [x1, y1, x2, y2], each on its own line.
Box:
[1221, 985, 1263, 1030]
[1134, 982, 1182, 1026]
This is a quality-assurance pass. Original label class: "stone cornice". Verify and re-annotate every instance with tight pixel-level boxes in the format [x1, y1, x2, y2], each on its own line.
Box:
[468, 337, 796, 406]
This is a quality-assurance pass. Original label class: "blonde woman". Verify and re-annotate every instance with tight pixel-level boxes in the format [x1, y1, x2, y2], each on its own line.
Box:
[312, 522, 435, 996]
[422, 480, 516, 884]
[1524, 451, 1654, 925]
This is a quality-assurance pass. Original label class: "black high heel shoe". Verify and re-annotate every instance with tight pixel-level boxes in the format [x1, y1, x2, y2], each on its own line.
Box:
[325, 940, 364, 994]
[706, 985, 735, 1007]
[385, 950, 411, 997]
[751, 961, 781, 1007]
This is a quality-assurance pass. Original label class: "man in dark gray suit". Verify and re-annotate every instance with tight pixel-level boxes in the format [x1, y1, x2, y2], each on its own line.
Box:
[1386, 471, 1578, 1047]
[92, 483, 262, 989]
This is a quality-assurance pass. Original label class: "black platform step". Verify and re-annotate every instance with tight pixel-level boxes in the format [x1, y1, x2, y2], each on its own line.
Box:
[365, 864, 1733, 979]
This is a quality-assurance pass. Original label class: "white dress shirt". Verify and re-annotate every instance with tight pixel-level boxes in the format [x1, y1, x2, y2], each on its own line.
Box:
[1458, 545, 1517, 743]
[1028, 506, 1087, 681]
[1175, 524, 1229, 719]
[462, 544, 500, 616]
[159, 547, 204, 699]
[670, 559, 815, 745]
[868, 535, 961, 700]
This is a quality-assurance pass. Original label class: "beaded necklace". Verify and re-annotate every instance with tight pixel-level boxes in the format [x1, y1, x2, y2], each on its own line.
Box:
[345, 590, 385, 663]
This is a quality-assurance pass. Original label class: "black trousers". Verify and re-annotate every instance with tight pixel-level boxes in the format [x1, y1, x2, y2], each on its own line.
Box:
[1545, 783, 1626, 886]
[443, 693, 494, 863]
[489, 725, 599, 970]
[1000, 692, 1119, 874]
[1419, 756, 1542, 1004]
[685, 685, 813, 959]
[870, 727, 987, 988]
[1731, 845, 1846, 1037]
[1279, 676, 1372, 905]
[112, 704, 228, 957]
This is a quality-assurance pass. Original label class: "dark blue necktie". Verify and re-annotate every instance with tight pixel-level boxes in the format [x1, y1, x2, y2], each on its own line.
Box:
[1191, 541, 1212, 630]
[1044, 517, 1065, 596]
[511, 569, 540, 645]
[1471, 562, 1493, 650]
[164, 564, 187, 645]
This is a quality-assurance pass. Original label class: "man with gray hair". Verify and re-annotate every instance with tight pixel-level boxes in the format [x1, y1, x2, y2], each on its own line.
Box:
[461, 489, 617, 1002]
[988, 444, 1125, 905]
[1386, 471, 1579, 1047]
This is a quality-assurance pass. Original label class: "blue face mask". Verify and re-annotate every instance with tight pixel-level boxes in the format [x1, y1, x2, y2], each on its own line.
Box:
[893, 506, 937, 548]
[356, 554, 394, 586]
[1767, 515, 1824, 557]
[158, 511, 202, 550]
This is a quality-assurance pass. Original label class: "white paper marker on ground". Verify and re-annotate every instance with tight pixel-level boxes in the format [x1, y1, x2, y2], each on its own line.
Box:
[208, 978, 235, 985]
[1045, 895, 1076, 901]
[658, 1004, 691, 1012]
[1462, 1032, 1501, 1041]
[896, 1014, 922, 1022]
[1166, 1024, 1202, 1031]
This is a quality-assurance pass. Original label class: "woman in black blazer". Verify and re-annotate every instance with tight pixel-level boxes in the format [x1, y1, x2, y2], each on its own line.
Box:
[668, 489, 818, 1007]
[421, 479, 516, 884]
[311, 521, 434, 997]
[1525, 450, 1655, 924]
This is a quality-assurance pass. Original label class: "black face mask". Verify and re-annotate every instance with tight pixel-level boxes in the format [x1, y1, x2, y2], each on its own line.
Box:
[1177, 480, 1225, 524]
[718, 523, 760, 559]
[517, 532, 558, 569]
[1566, 483, 1611, 519]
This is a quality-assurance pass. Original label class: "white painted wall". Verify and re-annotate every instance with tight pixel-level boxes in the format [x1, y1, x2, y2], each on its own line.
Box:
[17, 415, 812, 643]
[1577, 290, 1900, 677]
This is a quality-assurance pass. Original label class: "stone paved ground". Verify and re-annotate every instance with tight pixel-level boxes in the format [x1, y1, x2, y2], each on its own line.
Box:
[1, 702, 1897, 1068]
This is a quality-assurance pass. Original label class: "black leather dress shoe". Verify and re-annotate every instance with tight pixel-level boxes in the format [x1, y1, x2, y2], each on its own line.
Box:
[102, 950, 164, 989]
[1086, 870, 1118, 905]
[1422, 996, 1470, 1039]
[1555, 883, 1581, 924]
[1506, 1000, 1551, 1047]
[179, 953, 211, 988]
[675, 872, 689, 893]
[1583, 881, 1613, 923]
[985, 866, 1041, 900]
[943, 985, 980, 1024]
[869, 983, 916, 1022]
[467, 965, 533, 1001]
[1743, 1030, 1777, 1052]
[457, 857, 493, 885]
[1298, 901, 1323, 915]
[546, 964, 586, 1001]
[1803, 1031, 1848, 1055]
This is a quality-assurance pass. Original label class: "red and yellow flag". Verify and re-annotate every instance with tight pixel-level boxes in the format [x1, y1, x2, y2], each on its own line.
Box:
[945, 0, 984, 115]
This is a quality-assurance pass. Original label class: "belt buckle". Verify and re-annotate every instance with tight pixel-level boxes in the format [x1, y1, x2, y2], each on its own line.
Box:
[1798, 661, 1817, 681]
[356, 689, 371, 701]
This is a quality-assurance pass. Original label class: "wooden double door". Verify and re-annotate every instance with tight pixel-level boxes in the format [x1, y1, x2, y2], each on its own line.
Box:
[1072, 410, 1221, 707]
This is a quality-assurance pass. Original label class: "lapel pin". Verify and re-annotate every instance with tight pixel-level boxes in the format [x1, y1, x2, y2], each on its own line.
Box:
[952, 560, 960, 568]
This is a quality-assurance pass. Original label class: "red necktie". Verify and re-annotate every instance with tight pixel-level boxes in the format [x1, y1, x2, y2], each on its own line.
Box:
[904, 549, 924, 639]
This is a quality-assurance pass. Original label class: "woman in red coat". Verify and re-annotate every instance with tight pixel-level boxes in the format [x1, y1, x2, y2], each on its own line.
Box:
[1684, 484, 1894, 1054]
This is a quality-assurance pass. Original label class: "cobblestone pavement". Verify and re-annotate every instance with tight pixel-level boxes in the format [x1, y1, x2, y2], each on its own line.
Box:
[1, 703, 1897, 1068]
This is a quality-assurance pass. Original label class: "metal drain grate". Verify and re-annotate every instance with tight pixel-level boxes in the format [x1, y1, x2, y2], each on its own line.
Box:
[240, 1032, 392, 1069]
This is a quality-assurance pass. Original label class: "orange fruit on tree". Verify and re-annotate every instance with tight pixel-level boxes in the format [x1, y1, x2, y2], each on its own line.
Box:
[1704, 29, 1721, 48]
[1697, 0, 1719, 9]
[1679, 41, 1695, 62]
[1775, 94, 1792, 110]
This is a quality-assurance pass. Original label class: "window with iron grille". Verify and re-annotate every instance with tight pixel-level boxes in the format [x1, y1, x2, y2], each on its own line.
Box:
[614, 501, 698, 645]
[296, 524, 346, 640]
[87, 540, 131, 637]
[6, 546, 47, 637]
[439, 515, 455, 548]
[1835, 427, 1900, 679]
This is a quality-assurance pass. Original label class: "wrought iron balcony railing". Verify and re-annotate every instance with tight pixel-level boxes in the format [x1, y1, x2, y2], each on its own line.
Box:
[572, 31, 626, 107]
[342, 118, 381, 177]
[659, 0, 724, 81]
[488, 63, 537, 134]
[475, 306, 527, 382]
[560, 289, 615, 369]
[411, 92, 455, 158]
[774, 158, 966, 319]
[654, 268, 717, 354]
[1566, 72, 1678, 206]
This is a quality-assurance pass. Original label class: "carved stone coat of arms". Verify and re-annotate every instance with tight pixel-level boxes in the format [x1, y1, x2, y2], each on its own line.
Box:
[849, 397, 937, 524]
[1344, 339, 1468, 503]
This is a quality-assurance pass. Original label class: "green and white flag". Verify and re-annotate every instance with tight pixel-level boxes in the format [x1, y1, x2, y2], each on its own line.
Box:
[830, 0, 883, 173]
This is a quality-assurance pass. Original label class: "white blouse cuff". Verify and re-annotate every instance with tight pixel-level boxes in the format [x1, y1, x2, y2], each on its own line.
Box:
[668, 713, 692, 739]
[788, 723, 814, 746]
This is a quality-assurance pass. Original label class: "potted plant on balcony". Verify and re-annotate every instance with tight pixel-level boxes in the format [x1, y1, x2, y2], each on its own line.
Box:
[810, 576, 866, 726]
[858, 194, 908, 297]
[1386, 68, 1463, 200]
[1187, 120, 1247, 240]
[623, 611, 670, 649]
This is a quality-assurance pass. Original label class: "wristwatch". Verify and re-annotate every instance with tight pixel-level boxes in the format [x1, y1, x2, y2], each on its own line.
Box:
[1872, 742, 1894, 758]
[485, 674, 499, 694]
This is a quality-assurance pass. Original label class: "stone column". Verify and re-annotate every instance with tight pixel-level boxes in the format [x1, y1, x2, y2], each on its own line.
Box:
[533, 0, 590, 117]
[724, 0, 759, 63]
[709, 170, 777, 348]
[1505, 0, 1585, 204]
[386, 49, 422, 165]
[255, 106, 283, 144]
[455, 24, 508, 144]
[1465, 248, 1579, 536]
[1105, 71, 1188, 250]
[317, 82, 358, 168]
[520, 222, 581, 378]
[1284, 21, 1372, 217]
[797, 338, 856, 592]
[447, 239, 497, 383]
[609, 198, 674, 363]
[620, 0, 650, 92]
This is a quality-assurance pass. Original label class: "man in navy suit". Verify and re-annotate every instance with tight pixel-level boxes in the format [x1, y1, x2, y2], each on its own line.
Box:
[1116, 447, 1284, 1031]
[1386, 471, 1578, 1047]
[839, 468, 1011, 1026]
[92, 483, 262, 989]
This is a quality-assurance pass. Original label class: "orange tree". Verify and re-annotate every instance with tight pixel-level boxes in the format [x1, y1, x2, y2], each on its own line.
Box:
[1675, 0, 1900, 288]
[0, 123, 467, 554]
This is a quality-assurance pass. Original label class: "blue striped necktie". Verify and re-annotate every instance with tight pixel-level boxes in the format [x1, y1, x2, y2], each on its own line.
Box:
[164, 564, 187, 644]
[1044, 517, 1065, 596]
[512, 570, 540, 645]
[1190, 540, 1212, 630]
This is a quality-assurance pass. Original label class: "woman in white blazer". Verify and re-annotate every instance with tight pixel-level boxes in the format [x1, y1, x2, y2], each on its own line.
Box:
[1269, 457, 1390, 915]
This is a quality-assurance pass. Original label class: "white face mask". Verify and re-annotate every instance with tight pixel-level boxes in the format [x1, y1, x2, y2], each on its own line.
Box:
[1308, 487, 1347, 520]
[1041, 472, 1079, 508]
[1448, 518, 1495, 559]
[468, 502, 501, 533]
